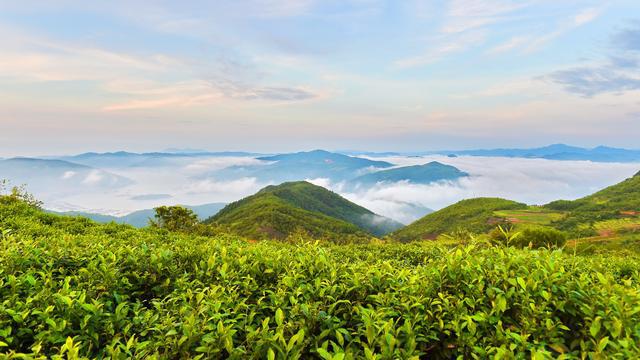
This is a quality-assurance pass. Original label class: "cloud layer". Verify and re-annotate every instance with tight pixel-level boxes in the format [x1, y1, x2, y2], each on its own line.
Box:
[313, 155, 640, 223]
[548, 22, 640, 97]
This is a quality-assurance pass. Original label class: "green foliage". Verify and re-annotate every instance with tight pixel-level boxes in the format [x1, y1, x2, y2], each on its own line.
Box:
[150, 205, 199, 231]
[1, 196, 640, 358]
[545, 200, 584, 211]
[207, 181, 400, 242]
[150, 205, 228, 237]
[546, 173, 640, 236]
[491, 226, 568, 249]
[392, 198, 527, 242]
[0, 180, 43, 209]
[493, 208, 566, 225]
[489, 225, 523, 247]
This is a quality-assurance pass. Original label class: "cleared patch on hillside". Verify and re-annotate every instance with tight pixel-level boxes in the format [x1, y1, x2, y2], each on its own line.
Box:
[494, 208, 566, 225]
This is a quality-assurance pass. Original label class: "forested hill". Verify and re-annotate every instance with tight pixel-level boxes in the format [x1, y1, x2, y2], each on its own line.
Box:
[206, 181, 402, 240]
[545, 171, 640, 235]
[391, 198, 527, 242]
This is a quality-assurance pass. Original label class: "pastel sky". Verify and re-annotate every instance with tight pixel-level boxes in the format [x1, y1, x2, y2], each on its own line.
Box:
[1, 0, 639, 155]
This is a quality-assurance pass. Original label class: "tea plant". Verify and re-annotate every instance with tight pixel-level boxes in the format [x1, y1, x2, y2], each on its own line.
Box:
[0, 195, 639, 358]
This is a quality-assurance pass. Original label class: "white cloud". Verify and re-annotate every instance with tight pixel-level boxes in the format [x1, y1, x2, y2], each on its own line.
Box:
[486, 36, 531, 55]
[441, 0, 530, 34]
[37, 154, 640, 225]
[394, 31, 486, 68]
[82, 170, 104, 185]
[573, 7, 600, 27]
[184, 157, 268, 174]
[523, 7, 602, 54]
[318, 155, 640, 223]
[61, 171, 76, 179]
[185, 177, 263, 196]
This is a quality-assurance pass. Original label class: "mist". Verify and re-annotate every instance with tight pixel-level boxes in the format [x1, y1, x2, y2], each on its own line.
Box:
[312, 155, 640, 224]
[11, 154, 637, 224]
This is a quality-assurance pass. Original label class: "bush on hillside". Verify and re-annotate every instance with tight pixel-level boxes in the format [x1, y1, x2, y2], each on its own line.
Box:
[545, 199, 583, 211]
[490, 225, 567, 249]
[517, 226, 568, 248]
[150, 205, 199, 231]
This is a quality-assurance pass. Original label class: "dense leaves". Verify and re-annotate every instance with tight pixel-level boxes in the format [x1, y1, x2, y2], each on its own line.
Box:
[1, 196, 639, 358]
[490, 226, 568, 249]
[150, 205, 199, 231]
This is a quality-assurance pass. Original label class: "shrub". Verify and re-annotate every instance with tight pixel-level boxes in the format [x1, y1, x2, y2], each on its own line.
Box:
[1, 197, 639, 358]
[515, 226, 568, 248]
[150, 205, 199, 232]
[490, 225, 567, 249]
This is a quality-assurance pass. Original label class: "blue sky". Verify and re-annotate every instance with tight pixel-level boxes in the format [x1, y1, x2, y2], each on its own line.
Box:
[0, 0, 639, 155]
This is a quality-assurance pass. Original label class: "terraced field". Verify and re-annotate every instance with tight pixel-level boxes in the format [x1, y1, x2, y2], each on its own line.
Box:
[493, 208, 565, 225]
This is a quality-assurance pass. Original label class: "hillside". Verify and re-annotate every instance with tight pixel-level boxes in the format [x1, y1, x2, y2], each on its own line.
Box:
[213, 150, 393, 183]
[545, 171, 640, 236]
[52, 202, 226, 227]
[351, 161, 468, 185]
[1, 194, 639, 358]
[206, 181, 402, 240]
[392, 197, 527, 242]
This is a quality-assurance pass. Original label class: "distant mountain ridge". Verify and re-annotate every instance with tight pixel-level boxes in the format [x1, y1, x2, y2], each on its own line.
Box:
[52, 202, 226, 228]
[213, 150, 394, 183]
[55, 151, 263, 168]
[352, 161, 468, 185]
[206, 181, 403, 241]
[342, 144, 640, 163]
[0, 157, 133, 194]
[447, 144, 640, 162]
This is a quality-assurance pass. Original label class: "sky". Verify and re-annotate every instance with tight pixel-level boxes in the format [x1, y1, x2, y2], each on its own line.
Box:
[1, 0, 639, 156]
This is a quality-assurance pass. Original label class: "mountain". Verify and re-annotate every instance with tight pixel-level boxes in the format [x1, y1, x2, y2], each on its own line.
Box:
[57, 151, 261, 168]
[0, 157, 132, 194]
[441, 144, 640, 163]
[52, 202, 226, 228]
[545, 171, 640, 234]
[351, 161, 468, 185]
[391, 198, 527, 242]
[211, 150, 393, 183]
[205, 181, 403, 241]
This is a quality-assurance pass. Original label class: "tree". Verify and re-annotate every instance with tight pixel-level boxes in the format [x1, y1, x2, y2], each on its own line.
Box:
[0, 180, 43, 209]
[150, 206, 198, 232]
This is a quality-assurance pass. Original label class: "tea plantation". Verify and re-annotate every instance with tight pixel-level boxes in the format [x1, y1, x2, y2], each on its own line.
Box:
[1, 195, 639, 359]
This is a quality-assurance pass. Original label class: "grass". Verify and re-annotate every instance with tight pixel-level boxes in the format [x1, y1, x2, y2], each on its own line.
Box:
[391, 198, 527, 241]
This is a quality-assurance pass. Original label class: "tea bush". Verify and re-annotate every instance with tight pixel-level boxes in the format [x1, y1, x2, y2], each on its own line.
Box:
[490, 226, 568, 249]
[1, 196, 639, 359]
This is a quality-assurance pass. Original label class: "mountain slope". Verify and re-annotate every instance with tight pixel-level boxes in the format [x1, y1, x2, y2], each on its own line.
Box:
[352, 161, 468, 185]
[391, 198, 527, 242]
[206, 181, 402, 240]
[545, 172, 640, 234]
[213, 150, 393, 183]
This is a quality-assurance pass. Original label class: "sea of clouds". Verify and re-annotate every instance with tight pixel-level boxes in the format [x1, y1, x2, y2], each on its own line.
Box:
[34, 154, 640, 224]
[313, 155, 640, 223]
